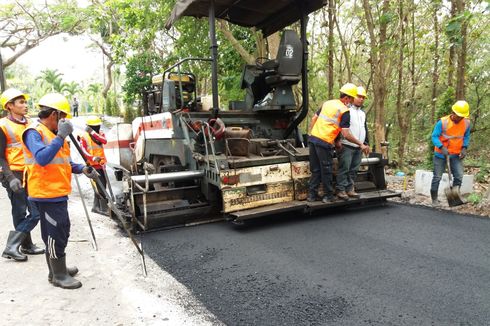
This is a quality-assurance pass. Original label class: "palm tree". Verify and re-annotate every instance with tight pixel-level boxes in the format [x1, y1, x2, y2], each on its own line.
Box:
[64, 81, 83, 98]
[86, 83, 103, 113]
[35, 69, 66, 93]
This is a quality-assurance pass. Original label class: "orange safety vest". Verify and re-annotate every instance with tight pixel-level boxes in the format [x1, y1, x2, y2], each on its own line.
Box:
[434, 115, 470, 155]
[310, 99, 349, 145]
[82, 131, 106, 167]
[22, 122, 72, 199]
[0, 117, 30, 171]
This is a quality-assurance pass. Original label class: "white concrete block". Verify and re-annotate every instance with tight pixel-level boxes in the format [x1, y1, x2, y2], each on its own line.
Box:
[415, 170, 474, 196]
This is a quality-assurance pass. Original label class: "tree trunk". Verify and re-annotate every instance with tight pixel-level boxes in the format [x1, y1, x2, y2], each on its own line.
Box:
[430, 2, 440, 125]
[327, 0, 335, 98]
[395, 0, 407, 167]
[266, 32, 280, 59]
[0, 50, 6, 92]
[218, 20, 255, 64]
[102, 59, 113, 99]
[447, 0, 456, 88]
[455, 0, 467, 99]
[362, 0, 389, 157]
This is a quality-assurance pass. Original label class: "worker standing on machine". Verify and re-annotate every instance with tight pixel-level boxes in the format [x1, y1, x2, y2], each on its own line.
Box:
[335, 86, 370, 200]
[308, 83, 369, 203]
[430, 100, 471, 205]
[0, 88, 44, 262]
[78, 116, 108, 215]
[22, 92, 98, 289]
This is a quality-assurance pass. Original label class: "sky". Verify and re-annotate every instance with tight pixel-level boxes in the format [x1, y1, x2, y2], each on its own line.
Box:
[15, 34, 104, 86]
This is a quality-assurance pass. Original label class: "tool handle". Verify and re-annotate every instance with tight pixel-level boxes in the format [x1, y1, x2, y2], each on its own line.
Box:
[445, 154, 453, 186]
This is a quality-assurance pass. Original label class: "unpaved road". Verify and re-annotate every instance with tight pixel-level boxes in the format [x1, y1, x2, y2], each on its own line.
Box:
[143, 203, 490, 325]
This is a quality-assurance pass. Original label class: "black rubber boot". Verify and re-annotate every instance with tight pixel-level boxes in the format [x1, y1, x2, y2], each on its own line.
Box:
[49, 256, 82, 289]
[431, 191, 440, 206]
[98, 198, 110, 216]
[20, 232, 45, 255]
[2, 231, 28, 261]
[45, 253, 78, 283]
[91, 196, 100, 213]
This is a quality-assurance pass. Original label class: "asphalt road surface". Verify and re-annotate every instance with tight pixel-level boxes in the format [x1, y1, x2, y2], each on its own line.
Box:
[143, 203, 490, 325]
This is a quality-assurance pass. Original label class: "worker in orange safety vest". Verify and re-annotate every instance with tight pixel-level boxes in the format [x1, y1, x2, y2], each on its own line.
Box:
[22, 92, 98, 289]
[0, 88, 44, 262]
[430, 100, 471, 205]
[308, 83, 370, 203]
[78, 115, 109, 215]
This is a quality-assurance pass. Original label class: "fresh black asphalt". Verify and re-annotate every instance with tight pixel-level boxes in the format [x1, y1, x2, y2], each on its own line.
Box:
[143, 203, 490, 325]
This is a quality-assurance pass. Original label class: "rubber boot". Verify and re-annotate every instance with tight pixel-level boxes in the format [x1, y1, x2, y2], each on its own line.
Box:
[49, 256, 82, 289]
[431, 191, 440, 206]
[98, 198, 110, 216]
[20, 232, 45, 255]
[91, 196, 100, 214]
[45, 253, 78, 283]
[2, 231, 28, 261]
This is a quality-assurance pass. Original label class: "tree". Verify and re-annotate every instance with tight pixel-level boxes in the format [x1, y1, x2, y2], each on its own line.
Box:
[0, 0, 86, 90]
[35, 69, 66, 93]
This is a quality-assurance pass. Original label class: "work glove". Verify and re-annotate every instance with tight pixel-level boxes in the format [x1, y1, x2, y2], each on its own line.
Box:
[57, 119, 74, 139]
[85, 126, 93, 133]
[9, 178, 23, 193]
[460, 147, 467, 159]
[440, 146, 449, 156]
[92, 156, 102, 163]
[82, 166, 98, 179]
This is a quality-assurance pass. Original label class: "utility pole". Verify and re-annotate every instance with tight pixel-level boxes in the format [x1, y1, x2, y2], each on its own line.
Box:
[0, 49, 6, 92]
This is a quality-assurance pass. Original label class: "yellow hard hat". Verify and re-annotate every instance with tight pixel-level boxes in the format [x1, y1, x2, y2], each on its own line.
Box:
[86, 116, 102, 126]
[357, 86, 367, 98]
[37, 93, 72, 118]
[339, 83, 358, 98]
[451, 100, 470, 118]
[0, 88, 30, 109]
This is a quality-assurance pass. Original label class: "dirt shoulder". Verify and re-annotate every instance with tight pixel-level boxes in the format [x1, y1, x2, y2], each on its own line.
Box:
[0, 182, 219, 326]
[386, 173, 490, 218]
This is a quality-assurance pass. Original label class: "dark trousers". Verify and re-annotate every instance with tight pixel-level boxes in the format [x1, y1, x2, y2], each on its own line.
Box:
[94, 167, 107, 200]
[431, 155, 464, 192]
[308, 141, 334, 199]
[32, 201, 70, 259]
[336, 145, 362, 192]
[2, 172, 40, 233]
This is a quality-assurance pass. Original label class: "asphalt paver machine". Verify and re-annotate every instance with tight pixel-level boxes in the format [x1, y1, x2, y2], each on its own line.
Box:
[106, 0, 400, 231]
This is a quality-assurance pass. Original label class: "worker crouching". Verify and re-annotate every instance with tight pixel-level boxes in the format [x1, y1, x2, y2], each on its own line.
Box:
[78, 116, 109, 216]
[21, 93, 98, 289]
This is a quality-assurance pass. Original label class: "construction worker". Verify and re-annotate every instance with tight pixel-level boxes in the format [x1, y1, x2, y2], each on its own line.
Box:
[0, 88, 44, 262]
[78, 116, 108, 215]
[22, 93, 98, 289]
[308, 83, 370, 203]
[335, 86, 370, 200]
[430, 100, 471, 205]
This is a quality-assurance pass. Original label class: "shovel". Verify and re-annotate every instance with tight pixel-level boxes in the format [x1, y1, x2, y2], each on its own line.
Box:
[444, 154, 466, 207]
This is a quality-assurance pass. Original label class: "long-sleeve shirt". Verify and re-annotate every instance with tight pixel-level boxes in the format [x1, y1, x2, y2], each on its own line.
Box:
[23, 128, 85, 202]
[78, 130, 107, 168]
[431, 119, 471, 159]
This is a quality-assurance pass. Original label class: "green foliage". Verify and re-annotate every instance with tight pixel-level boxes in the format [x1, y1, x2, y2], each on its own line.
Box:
[475, 165, 490, 183]
[122, 52, 160, 105]
[467, 193, 483, 205]
[435, 87, 455, 120]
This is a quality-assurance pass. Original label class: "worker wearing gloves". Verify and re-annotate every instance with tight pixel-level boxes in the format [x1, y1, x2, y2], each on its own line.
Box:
[335, 86, 370, 200]
[78, 116, 108, 215]
[308, 83, 369, 203]
[0, 88, 44, 262]
[430, 100, 471, 205]
[22, 93, 98, 289]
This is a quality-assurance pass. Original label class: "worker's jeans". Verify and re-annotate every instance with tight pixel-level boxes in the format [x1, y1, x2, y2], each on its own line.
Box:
[431, 155, 464, 192]
[308, 141, 334, 199]
[336, 145, 362, 192]
[2, 173, 40, 233]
